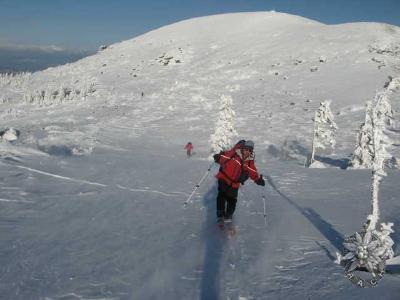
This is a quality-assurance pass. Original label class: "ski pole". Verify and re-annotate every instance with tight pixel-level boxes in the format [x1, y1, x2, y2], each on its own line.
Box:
[262, 193, 267, 225]
[183, 162, 215, 206]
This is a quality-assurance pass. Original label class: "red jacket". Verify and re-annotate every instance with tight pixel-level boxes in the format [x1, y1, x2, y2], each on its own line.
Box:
[216, 147, 261, 189]
[184, 143, 193, 150]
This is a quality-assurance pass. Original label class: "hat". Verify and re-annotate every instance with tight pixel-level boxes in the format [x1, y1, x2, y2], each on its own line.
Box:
[243, 140, 254, 150]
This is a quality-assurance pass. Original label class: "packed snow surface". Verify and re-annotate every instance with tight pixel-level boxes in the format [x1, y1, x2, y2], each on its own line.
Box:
[1, 12, 400, 299]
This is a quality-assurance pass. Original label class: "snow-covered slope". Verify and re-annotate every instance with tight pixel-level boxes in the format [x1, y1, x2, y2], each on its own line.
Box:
[1, 12, 400, 299]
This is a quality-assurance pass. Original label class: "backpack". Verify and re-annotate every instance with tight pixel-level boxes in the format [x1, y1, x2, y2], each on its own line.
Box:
[219, 150, 249, 185]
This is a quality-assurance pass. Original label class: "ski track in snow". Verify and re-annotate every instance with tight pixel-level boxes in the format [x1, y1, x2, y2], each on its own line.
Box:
[15, 164, 107, 186]
[0, 198, 34, 203]
[7, 164, 187, 198]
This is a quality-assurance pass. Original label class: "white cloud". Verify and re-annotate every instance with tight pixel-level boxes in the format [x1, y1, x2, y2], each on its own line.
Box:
[0, 43, 65, 53]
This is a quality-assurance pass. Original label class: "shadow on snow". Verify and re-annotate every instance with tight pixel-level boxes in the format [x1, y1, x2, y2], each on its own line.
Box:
[266, 175, 344, 257]
[200, 184, 226, 300]
[314, 155, 350, 170]
[266, 175, 400, 275]
[267, 141, 350, 169]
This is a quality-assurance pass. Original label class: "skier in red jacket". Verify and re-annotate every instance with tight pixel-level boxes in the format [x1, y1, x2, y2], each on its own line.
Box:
[184, 142, 193, 157]
[213, 140, 265, 223]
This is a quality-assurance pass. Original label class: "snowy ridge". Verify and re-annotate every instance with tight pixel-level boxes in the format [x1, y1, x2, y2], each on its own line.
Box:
[0, 12, 400, 299]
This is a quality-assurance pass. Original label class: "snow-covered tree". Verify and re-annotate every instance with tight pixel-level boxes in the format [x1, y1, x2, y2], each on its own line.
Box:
[23, 81, 96, 106]
[307, 100, 338, 166]
[209, 94, 237, 154]
[369, 80, 399, 233]
[351, 101, 374, 168]
[341, 77, 399, 287]
[351, 91, 393, 169]
[0, 72, 31, 89]
[367, 78, 399, 230]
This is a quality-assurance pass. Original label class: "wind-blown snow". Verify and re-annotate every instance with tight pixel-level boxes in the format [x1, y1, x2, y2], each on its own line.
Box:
[1, 12, 400, 299]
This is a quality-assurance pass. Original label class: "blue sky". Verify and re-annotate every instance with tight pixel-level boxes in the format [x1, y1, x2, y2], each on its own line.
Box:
[1, 0, 399, 51]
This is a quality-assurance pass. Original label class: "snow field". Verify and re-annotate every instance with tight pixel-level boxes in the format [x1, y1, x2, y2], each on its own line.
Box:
[1, 11, 400, 299]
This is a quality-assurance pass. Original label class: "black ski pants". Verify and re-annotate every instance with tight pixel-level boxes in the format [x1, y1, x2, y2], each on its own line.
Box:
[216, 179, 238, 218]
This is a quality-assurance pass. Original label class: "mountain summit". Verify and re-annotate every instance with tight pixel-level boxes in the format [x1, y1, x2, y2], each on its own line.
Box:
[0, 12, 400, 299]
[1, 12, 399, 153]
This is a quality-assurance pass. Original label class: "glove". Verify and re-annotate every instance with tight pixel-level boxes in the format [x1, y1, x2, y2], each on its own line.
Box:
[239, 172, 249, 185]
[213, 153, 221, 163]
[255, 174, 265, 186]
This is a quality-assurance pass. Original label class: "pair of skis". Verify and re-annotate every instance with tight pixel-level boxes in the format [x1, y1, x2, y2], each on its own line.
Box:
[217, 218, 237, 236]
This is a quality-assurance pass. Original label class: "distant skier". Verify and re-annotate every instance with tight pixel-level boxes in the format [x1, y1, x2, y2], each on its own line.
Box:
[213, 140, 265, 224]
[184, 142, 193, 157]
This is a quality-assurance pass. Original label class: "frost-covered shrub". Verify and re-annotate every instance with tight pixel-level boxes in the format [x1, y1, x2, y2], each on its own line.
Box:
[0, 72, 32, 89]
[23, 81, 97, 106]
[376, 223, 395, 260]
[209, 94, 237, 154]
[1, 96, 11, 104]
[1, 108, 19, 119]
[0, 127, 20, 142]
